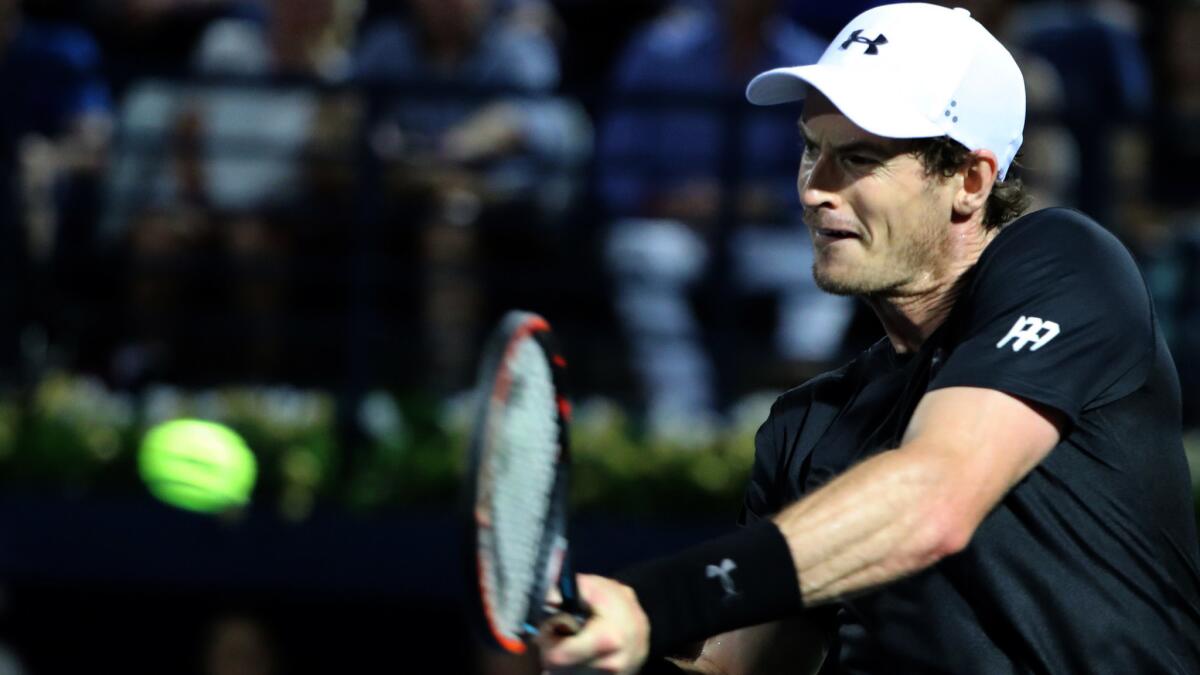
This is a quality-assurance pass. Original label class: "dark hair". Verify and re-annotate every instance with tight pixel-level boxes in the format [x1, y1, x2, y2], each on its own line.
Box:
[906, 136, 1031, 229]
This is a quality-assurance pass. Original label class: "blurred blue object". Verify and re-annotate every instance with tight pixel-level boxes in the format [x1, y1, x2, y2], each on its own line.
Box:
[1, 21, 111, 134]
[784, 0, 897, 39]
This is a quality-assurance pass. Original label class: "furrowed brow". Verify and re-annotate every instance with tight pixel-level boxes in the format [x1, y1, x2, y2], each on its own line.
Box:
[798, 120, 903, 157]
[834, 140, 893, 157]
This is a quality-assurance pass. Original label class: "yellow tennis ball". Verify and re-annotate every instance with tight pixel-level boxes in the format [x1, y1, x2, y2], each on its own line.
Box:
[138, 419, 257, 513]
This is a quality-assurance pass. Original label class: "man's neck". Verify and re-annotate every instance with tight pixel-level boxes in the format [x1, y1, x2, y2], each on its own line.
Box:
[866, 223, 999, 354]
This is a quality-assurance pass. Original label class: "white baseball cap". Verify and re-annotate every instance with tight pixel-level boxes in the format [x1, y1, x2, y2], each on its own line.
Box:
[745, 3, 1025, 179]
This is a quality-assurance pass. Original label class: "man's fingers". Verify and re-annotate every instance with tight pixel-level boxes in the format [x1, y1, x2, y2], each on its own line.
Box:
[574, 573, 607, 598]
[546, 585, 564, 607]
[542, 612, 583, 636]
[538, 623, 620, 667]
[538, 574, 650, 675]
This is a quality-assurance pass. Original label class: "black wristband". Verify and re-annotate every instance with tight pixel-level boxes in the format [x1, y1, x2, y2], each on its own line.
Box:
[614, 520, 803, 656]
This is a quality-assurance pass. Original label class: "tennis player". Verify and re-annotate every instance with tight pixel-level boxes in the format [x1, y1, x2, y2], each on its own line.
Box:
[538, 4, 1200, 673]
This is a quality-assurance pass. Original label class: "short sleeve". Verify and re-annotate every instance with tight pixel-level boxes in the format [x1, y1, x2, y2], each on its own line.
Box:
[929, 209, 1154, 424]
[739, 402, 783, 526]
[737, 360, 863, 526]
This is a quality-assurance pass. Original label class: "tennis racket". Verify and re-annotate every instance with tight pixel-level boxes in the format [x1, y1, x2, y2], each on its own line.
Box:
[463, 310, 589, 654]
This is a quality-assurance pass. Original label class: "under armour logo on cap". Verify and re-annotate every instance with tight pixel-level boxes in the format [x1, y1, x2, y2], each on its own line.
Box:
[840, 29, 888, 54]
[746, 4, 1026, 179]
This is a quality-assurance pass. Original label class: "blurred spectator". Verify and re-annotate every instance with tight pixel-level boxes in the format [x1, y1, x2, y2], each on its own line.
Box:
[354, 0, 590, 392]
[497, 0, 564, 43]
[360, 0, 563, 40]
[539, 0, 672, 105]
[0, 0, 112, 377]
[185, 0, 359, 210]
[783, 0, 892, 39]
[1137, 215, 1200, 427]
[102, 0, 362, 384]
[80, 0, 257, 94]
[1130, 1, 1200, 427]
[954, 0, 1152, 227]
[596, 0, 851, 438]
[929, 1, 1078, 214]
[1149, 0, 1200, 211]
[104, 0, 359, 228]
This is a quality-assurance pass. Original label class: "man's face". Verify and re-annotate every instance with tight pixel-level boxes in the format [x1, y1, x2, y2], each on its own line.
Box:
[798, 92, 956, 297]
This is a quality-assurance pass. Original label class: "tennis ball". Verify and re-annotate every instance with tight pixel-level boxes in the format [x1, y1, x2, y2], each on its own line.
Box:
[138, 419, 257, 513]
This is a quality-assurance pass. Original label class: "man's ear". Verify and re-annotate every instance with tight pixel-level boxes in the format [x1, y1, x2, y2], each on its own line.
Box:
[953, 150, 998, 220]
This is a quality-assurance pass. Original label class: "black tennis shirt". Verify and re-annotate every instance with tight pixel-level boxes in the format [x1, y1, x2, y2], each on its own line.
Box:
[741, 208, 1200, 674]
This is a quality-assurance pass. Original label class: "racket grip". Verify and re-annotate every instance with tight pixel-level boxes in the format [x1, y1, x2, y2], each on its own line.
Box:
[541, 589, 591, 636]
[542, 610, 585, 636]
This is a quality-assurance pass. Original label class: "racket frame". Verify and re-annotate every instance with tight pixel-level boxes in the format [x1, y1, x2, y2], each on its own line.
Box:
[462, 311, 586, 654]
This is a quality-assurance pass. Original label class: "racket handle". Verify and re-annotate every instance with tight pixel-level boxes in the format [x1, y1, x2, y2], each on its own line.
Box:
[541, 609, 586, 636]
[541, 580, 591, 637]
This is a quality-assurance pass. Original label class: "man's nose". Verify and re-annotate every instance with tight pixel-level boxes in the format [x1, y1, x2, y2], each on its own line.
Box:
[800, 157, 841, 212]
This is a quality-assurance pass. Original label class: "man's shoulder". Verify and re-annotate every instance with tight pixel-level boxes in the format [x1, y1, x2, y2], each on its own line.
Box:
[973, 207, 1143, 295]
[991, 207, 1129, 261]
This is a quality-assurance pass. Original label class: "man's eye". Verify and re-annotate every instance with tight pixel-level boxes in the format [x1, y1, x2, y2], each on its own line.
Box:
[842, 154, 876, 167]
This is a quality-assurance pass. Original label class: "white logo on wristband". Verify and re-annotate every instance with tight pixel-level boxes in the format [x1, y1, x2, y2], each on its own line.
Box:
[706, 558, 739, 598]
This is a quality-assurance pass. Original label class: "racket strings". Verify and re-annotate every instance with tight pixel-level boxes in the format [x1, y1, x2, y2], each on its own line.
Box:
[482, 335, 562, 637]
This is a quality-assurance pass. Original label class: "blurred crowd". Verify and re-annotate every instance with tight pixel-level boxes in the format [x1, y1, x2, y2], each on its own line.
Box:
[4, 0, 1200, 443]
[2, 1, 1200, 673]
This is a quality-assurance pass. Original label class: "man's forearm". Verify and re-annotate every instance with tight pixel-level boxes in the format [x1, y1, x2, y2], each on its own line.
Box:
[775, 445, 968, 605]
[774, 385, 1063, 606]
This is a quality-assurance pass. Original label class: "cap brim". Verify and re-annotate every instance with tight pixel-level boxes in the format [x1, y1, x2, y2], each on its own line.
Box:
[745, 66, 813, 106]
[746, 65, 943, 141]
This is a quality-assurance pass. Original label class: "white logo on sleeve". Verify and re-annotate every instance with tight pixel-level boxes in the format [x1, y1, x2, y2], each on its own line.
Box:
[706, 558, 739, 598]
[996, 315, 1060, 352]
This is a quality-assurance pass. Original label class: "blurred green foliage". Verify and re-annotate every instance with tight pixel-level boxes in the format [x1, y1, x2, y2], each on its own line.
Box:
[0, 372, 766, 520]
[5, 372, 1200, 525]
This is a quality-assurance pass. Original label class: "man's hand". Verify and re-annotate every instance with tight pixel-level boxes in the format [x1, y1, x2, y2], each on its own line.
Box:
[536, 574, 651, 674]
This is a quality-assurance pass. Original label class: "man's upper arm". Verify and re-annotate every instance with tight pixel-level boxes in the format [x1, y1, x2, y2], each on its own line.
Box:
[898, 386, 1063, 543]
[905, 211, 1152, 538]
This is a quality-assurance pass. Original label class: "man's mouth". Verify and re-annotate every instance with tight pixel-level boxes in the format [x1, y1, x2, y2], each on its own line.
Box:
[815, 227, 861, 241]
